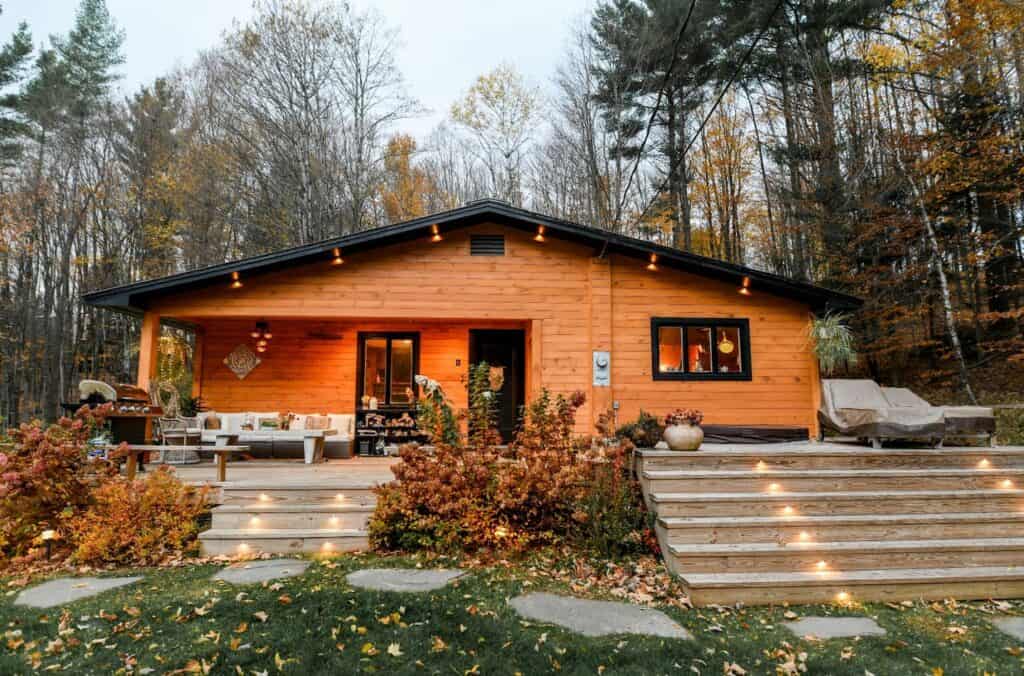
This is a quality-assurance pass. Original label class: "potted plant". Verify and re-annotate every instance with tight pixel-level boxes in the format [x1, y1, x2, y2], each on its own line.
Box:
[662, 408, 704, 451]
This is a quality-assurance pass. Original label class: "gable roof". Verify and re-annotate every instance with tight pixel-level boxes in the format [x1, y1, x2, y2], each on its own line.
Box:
[83, 199, 861, 314]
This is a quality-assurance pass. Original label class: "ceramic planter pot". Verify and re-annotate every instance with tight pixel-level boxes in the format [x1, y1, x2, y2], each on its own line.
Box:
[663, 423, 704, 451]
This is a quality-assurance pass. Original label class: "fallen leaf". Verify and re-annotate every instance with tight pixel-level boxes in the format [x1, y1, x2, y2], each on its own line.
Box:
[387, 642, 403, 657]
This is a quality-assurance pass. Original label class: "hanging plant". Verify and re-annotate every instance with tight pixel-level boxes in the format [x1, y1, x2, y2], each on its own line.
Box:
[809, 312, 858, 376]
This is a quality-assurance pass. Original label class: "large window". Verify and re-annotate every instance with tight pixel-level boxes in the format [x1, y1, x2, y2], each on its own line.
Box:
[357, 333, 420, 407]
[651, 318, 751, 381]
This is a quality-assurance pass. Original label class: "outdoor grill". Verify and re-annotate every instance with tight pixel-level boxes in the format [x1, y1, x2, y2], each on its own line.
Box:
[62, 380, 163, 444]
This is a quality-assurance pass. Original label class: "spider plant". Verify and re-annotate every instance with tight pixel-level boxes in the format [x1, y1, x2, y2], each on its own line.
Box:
[809, 312, 858, 375]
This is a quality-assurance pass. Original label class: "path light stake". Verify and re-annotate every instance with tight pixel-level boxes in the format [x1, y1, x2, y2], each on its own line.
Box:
[41, 529, 56, 559]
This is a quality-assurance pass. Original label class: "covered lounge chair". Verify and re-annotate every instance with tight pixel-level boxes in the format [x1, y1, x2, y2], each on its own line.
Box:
[882, 387, 995, 446]
[819, 379, 945, 448]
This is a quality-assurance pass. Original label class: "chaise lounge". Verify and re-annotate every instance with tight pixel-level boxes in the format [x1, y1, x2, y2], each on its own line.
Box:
[881, 387, 996, 445]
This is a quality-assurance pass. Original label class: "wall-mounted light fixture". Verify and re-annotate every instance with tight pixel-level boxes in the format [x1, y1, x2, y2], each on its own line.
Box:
[230, 271, 243, 289]
[534, 225, 546, 242]
[331, 247, 344, 265]
[739, 276, 752, 296]
[431, 224, 442, 242]
[646, 254, 658, 272]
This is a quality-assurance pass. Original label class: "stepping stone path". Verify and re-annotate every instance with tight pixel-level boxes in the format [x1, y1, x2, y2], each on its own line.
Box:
[509, 592, 691, 639]
[783, 616, 887, 639]
[993, 617, 1024, 641]
[214, 559, 310, 585]
[14, 577, 142, 609]
[346, 568, 464, 592]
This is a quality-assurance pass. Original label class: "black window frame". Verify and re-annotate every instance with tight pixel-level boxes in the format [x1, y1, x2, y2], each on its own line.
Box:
[650, 317, 752, 381]
[356, 332, 421, 408]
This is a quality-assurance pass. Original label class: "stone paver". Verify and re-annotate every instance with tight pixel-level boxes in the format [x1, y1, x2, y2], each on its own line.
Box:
[346, 568, 464, 592]
[993, 617, 1024, 640]
[509, 592, 691, 639]
[783, 616, 887, 639]
[14, 577, 142, 609]
[214, 559, 310, 585]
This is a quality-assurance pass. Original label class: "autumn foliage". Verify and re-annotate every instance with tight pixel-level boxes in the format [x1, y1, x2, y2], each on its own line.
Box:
[0, 405, 210, 567]
[370, 369, 650, 556]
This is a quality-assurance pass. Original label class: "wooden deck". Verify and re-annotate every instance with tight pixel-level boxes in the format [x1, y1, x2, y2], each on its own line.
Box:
[166, 457, 399, 488]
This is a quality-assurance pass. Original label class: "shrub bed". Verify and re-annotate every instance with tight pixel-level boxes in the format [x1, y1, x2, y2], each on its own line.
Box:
[370, 364, 652, 557]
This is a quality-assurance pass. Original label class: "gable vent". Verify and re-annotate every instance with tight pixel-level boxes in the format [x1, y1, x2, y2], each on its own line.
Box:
[470, 234, 505, 256]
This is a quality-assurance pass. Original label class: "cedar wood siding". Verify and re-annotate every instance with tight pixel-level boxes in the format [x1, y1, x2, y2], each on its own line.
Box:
[145, 222, 819, 435]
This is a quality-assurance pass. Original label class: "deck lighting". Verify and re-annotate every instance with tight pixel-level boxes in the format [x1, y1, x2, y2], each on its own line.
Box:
[767, 483, 781, 493]
[322, 542, 334, 551]
[797, 531, 811, 542]
[978, 459, 991, 469]
[739, 276, 751, 296]
[238, 543, 250, 553]
[816, 560, 828, 571]
[782, 505, 795, 516]
[646, 254, 658, 271]
[836, 591, 851, 604]
[335, 493, 346, 501]
[230, 271, 243, 289]
[331, 247, 344, 265]
[755, 461, 767, 472]
[259, 493, 271, 502]
[1002, 479, 1015, 489]
[431, 224, 442, 242]
[534, 225, 546, 242]
[249, 517, 261, 526]
[329, 516, 339, 526]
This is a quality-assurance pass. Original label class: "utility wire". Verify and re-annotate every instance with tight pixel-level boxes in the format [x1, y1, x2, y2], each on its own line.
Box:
[614, 0, 698, 221]
[631, 0, 786, 229]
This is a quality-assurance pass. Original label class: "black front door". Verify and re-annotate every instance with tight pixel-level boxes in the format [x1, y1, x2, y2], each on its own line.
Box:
[468, 329, 525, 443]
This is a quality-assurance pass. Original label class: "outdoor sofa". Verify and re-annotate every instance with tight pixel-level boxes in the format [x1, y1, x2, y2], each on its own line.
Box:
[818, 379, 946, 448]
[195, 411, 355, 459]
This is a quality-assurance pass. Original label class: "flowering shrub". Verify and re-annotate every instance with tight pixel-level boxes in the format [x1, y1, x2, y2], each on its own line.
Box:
[665, 408, 703, 426]
[0, 406, 116, 560]
[370, 382, 653, 556]
[70, 468, 210, 565]
[615, 410, 664, 446]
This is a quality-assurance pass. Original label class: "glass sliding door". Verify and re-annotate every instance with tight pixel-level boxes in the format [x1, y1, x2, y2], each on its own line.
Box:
[357, 333, 420, 407]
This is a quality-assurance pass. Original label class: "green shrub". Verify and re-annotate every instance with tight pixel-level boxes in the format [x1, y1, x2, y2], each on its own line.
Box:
[571, 445, 651, 558]
[615, 410, 663, 447]
[996, 408, 1024, 445]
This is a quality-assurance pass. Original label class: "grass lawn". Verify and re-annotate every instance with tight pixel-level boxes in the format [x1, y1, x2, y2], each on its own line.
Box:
[3, 553, 1024, 675]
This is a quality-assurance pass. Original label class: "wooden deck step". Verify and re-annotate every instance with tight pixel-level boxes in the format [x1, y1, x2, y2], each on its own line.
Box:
[199, 528, 369, 556]
[210, 503, 374, 530]
[665, 537, 1024, 574]
[649, 489, 1024, 517]
[657, 512, 1024, 544]
[636, 446, 1024, 472]
[642, 467, 1024, 493]
[218, 481, 378, 506]
[682, 566, 1024, 605]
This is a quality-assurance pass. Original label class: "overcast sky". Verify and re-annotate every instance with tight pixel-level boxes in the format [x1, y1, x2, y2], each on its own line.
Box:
[4, 0, 593, 139]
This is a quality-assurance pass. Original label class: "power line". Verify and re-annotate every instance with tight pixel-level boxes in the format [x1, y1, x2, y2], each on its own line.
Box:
[631, 0, 786, 230]
[614, 0, 698, 220]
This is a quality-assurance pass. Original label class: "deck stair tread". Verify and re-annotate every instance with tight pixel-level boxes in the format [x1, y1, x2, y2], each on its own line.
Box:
[212, 503, 374, 513]
[651, 488, 1024, 502]
[640, 446, 1024, 458]
[200, 528, 367, 539]
[644, 467, 1024, 479]
[683, 566, 1024, 589]
[660, 511, 1024, 528]
[669, 537, 1024, 556]
[221, 480, 380, 490]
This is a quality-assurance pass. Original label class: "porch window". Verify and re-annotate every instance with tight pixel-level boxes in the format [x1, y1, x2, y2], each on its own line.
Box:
[357, 333, 420, 407]
[651, 318, 751, 381]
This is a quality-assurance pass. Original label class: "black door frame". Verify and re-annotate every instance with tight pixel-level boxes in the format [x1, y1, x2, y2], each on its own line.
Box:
[468, 329, 526, 443]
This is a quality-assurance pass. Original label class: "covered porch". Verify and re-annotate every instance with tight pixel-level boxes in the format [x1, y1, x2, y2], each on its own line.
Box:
[137, 313, 543, 459]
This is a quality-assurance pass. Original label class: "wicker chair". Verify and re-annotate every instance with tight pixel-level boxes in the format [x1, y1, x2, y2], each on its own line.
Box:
[157, 417, 202, 465]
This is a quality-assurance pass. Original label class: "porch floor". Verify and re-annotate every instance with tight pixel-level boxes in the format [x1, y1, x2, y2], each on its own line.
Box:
[166, 457, 399, 487]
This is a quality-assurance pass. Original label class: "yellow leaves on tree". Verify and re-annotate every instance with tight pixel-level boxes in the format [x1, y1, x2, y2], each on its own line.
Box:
[380, 134, 437, 223]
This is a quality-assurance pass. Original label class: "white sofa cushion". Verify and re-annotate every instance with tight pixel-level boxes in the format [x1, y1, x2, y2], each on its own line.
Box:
[327, 414, 355, 440]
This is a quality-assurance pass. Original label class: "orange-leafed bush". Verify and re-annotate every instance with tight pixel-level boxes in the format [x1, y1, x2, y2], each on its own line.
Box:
[70, 467, 211, 566]
[371, 371, 650, 556]
[0, 406, 117, 559]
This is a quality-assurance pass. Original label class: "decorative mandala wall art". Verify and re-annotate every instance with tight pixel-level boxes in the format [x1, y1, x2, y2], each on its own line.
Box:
[224, 344, 261, 379]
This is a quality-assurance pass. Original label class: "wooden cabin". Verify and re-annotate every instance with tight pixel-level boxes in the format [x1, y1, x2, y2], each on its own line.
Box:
[83, 199, 859, 453]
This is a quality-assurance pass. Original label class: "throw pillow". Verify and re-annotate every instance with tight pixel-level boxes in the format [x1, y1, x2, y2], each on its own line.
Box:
[306, 415, 329, 430]
[204, 415, 222, 430]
